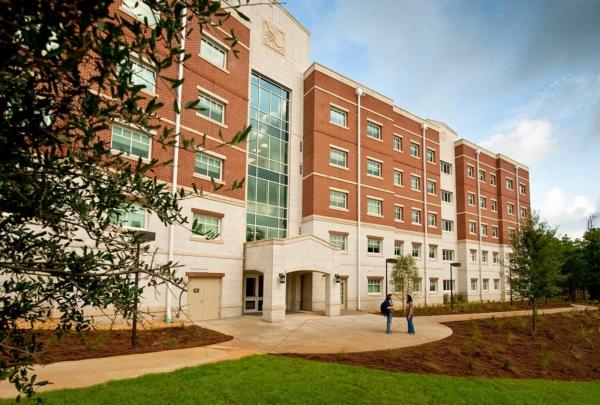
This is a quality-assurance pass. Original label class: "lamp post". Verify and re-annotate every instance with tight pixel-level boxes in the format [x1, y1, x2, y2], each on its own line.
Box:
[449, 262, 461, 310]
[385, 258, 398, 296]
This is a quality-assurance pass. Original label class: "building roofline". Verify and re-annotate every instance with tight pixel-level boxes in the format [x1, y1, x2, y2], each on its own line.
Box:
[455, 139, 529, 170]
[426, 119, 457, 136]
[277, 2, 311, 36]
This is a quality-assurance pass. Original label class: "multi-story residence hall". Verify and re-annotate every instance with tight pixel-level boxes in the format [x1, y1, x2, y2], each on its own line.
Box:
[111, 1, 530, 323]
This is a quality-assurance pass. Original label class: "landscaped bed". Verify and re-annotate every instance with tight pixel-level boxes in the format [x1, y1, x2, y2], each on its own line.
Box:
[287, 310, 600, 381]
[392, 299, 575, 316]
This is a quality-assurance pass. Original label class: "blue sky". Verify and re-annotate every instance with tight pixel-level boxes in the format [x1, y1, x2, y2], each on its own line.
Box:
[285, 0, 600, 238]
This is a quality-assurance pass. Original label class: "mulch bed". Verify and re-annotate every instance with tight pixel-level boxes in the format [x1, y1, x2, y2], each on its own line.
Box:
[17, 325, 232, 364]
[286, 310, 600, 380]
[393, 300, 572, 317]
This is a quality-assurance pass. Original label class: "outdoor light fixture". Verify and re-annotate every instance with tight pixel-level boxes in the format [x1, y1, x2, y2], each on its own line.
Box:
[334, 274, 341, 283]
[278, 273, 286, 284]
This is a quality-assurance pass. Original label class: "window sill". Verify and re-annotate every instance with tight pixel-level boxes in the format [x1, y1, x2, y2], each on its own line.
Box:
[393, 148, 403, 153]
[198, 54, 230, 74]
[329, 206, 349, 212]
[394, 184, 404, 188]
[193, 172, 225, 185]
[110, 149, 151, 164]
[368, 292, 383, 295]
[410, 155, 421, 160]
[329, 164, 349, 170]
[366, 136, 383, 143]
[394, 219, 404, 223]
[329, 121, 349, 130]
[367, 253, 383, 257]
[190, 235, 224, 244]
[411, 222, 421, 226]
[367, 213, 384, 218]
[196, 112, 228, 129]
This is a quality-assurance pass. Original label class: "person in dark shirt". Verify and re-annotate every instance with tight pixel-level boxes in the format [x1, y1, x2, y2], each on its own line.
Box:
[383, 294, 394, 334]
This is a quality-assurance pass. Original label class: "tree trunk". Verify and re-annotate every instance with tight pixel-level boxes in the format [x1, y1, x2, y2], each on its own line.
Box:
[531, 299, 537, 335]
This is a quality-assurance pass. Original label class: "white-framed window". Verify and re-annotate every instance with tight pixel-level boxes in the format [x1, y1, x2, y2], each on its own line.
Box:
[411, 175, 420, 191]
[480, 196, 487, 209]
[192, 213, 221, 238]
[470, 249, 477, 262]
[508, 228, 516, 240]
[330, 106, 348, 127]
[492, 252, 499, 264]
[411, 209, 421, 225]
[426, 149, 435, 163]
[413, 278, 421, 293]
[329, 147, 348, 168]
[429, 244, 437, 259]
[198, 92, 225, 124]
[367, 198, 383, 216]
[442, 249, 454, 261]
[441, 190, 453, 203]
[366, 159, 382, 177]
[479, 169, 486, 182]
[200, 36, 227, 69]
[468, 192, 475, 206]
[490, 174, 496, 186]
[491, 200, 497, 212]
[482, 250, 488, 263]
[471, 278, 478, 291]
[329, 190, 348, 210]
[443, 280, 455, 291]
[428, 212, 437, 227]
[393, 135, 403, 151]
[110, 203, 146, 229]
[483, 278, 489, 291]
[467, 165, 474, 178]
[506, 177, 513, 190]
[494, 279, 500, 290]
[122, 0, 159, 27]
[119, 59, 156, 94]
[442, 219, 454, 232]
[520, 207, 527, 218]
[393, 170, 403, 186]
[480, 224, 488, 236]
[367, 238, 382, 254]
[492, 226, 499, 238]
[111, 124, 151, 159]
[427, 180, 436, 195]
[195, 151, 223, 180]
[394, 241, 404, 256]
[410, 142, 420, 157]
[412, 243, 422, 258]
[329, 233, 347, 251]
[519, 183, 526, 195]
[429, 278, 438, 292]
[366, 121, 382, 140]
[469, 221, 477, 235]
[440, 161, 453, 174]
[507, 203, 515, 215]
[394, 205, 404, 221]
[368, 278, 382, 294]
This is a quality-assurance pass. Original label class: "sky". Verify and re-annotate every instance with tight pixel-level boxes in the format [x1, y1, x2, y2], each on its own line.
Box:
[284, 0, 600, 239]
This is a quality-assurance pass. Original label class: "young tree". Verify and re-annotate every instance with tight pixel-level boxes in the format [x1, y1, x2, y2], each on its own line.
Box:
[508, 214, 564, 334]
[583, 228, 600, 300]
[0, 0, 250, 398]
[391, 255, 418, 310]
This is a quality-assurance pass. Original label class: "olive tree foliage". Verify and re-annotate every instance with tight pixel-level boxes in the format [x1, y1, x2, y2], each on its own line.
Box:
[0, 0, 251, 398]
[508, 213, 564, 334]
[391, 255, 418, 310]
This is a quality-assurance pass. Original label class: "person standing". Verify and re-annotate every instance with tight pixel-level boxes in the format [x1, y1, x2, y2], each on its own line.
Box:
[406, 294, 415, 334]
[382, 294, 394, 334]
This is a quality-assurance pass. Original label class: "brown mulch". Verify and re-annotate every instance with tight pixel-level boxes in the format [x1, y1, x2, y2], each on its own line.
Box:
[286, 310, 600, 381]
[392, 300, 572, 317]
[16, 325, 232, 364]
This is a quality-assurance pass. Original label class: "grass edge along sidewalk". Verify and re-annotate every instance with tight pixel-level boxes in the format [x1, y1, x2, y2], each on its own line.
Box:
[6, 355, 600, 405]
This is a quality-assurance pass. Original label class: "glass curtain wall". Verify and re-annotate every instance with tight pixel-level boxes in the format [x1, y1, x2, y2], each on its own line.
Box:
[246, 73, 290, 241]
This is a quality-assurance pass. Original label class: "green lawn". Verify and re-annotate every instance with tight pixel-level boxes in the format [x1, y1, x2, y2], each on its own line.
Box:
[8, 355, 600, 404]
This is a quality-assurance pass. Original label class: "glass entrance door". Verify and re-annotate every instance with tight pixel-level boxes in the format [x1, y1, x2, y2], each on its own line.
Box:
[244, 275, 264, 313]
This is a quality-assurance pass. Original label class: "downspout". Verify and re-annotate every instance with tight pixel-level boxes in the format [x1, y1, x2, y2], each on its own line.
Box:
[166, 6, 188, 323]
[476, 149, 483, 302]
[421, 123, 428, 306]
[356, 87, 364, 310]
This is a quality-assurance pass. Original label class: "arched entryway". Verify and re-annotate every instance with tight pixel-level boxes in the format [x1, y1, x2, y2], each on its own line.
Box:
[285, 270, 331, 313]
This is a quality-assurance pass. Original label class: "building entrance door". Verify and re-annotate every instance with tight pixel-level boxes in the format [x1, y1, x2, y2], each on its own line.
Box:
[244, 275, 263, 313]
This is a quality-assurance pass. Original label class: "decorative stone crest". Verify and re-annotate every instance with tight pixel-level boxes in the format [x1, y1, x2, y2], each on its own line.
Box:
[263, 21, 285, 56]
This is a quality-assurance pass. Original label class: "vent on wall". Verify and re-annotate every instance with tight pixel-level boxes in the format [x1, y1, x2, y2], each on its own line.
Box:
[299, 164, 303, 175]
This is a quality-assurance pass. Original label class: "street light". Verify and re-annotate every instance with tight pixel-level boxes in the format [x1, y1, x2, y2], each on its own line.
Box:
[385, 258, 398, 295]
[449, 262, 461, 310]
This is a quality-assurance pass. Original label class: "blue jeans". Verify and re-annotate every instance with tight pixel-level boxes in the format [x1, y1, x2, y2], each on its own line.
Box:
[386, 312, 393, 334]
[407, 315, 415, 334]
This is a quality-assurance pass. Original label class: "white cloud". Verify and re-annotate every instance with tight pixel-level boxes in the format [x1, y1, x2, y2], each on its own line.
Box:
[538, 187, 597, 238]
[480, 119, 555, 166]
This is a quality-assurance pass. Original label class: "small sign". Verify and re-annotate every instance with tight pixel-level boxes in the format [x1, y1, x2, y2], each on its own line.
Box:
[193, 288, 200, 293]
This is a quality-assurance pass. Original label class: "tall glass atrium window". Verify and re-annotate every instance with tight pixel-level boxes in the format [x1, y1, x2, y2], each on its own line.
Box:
[246, 73, 290, 241]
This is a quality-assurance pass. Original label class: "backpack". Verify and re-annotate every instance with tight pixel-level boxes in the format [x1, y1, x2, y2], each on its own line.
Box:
[380, 300, 387, 315]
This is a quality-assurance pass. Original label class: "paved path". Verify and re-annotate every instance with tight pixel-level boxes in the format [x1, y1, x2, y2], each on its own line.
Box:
[0, 305, 592, 398]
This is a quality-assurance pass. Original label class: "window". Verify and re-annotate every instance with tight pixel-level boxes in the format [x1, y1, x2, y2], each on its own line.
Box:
[443, 280, 455, 291]
[440, 161, 453, 174]
[442, 249, 454, 261]
[329, 147, 348, 168]
[519, 184, 526, 195]
[506, 177, 513, 190]
[427, 180, 436, 195]
[366, 159, 382, 177]
[520, 207, 527, 218]
[411, 209, 421, 224]
[394, 241, 404, 256]
[426, 149, 435, 163]
[480, 224, 488, 236]
[412, 243, 421, 258]
[507, 203, 515, 215]
[329, 190, 348, 210]
[195, 152, 223, 180]
[330, 106, 348, 127]
[198, 92, 225, 124]
[479, 169, 486, 182]
[490, 174, 496, 186]
[393, 170, 403, 186]
[429, 245, 437, 259]
[367, 198, 382, 216]
[494, 279, 500, 290]
[192, 213, 221, 238]
[411, 175, 420, 191]
[508, 228, 516, 240]
[394, 205, 404, 221]
[469, 221, 476, 235]
[470, 249, 477, 262]
[492, 252, 499, 264]
[122, 0, 159, 27]
[367, 239, 382, 254]
[393, 135, 402, 151]
[491, 200, 497, 212]
[482, 250, 488, 263]
[413, 278, 421, 293]
[483, 279, 489, 291]
[428, 212, 437, 227]
[111, 124, 151, 159]
[368, 278, 382, 294]
[480, 196, 487, 209]
[329, 234, 347, 251]
[442, 219, 454, 232]
[110, 203, 146, 229]
[429, 278, 438, 292]
[492, 226, 498, 238]
[441, 190, 453, 203]
[471, 278, 478, 291]
[366, 121, 382, 140]
[468, 192, 475, 206]
[200, 36, 227, 69]
[467, 165, 474, 178]
[120, 60, 155, 94]
[410, 142, 420, 157]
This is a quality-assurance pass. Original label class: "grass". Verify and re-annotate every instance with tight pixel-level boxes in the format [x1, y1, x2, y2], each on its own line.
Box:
[7, 355, 600, 404]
